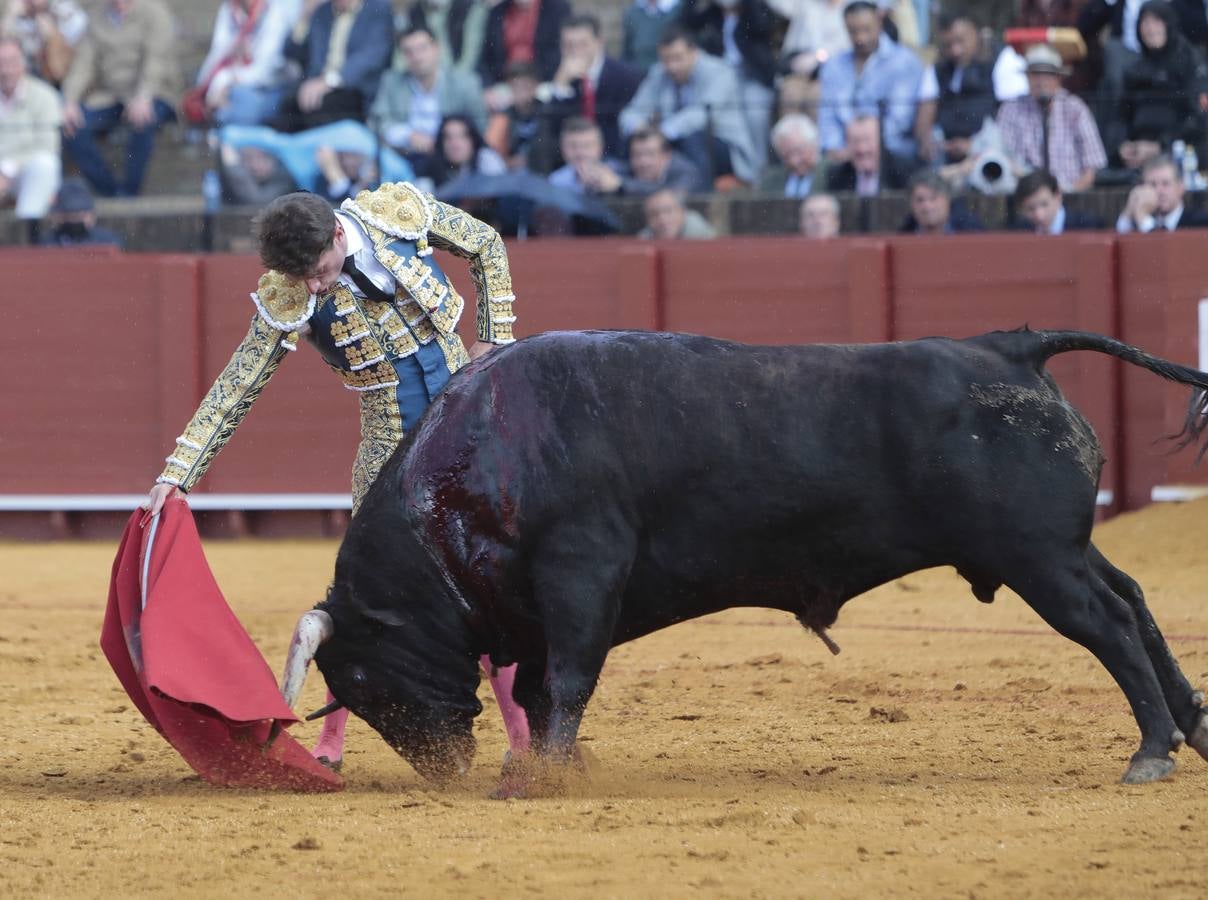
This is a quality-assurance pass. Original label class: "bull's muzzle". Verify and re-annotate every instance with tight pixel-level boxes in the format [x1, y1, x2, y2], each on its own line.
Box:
[280, 609, 334, 710]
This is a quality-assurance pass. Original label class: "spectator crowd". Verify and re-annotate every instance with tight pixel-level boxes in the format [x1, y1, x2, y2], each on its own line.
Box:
[3, 0, 1208, 242]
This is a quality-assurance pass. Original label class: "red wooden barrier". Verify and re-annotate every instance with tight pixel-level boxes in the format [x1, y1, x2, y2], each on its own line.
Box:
[889, 233, 1122, 514]
[4, 233, 1208, 538]
[1117, 233, 1208, 508]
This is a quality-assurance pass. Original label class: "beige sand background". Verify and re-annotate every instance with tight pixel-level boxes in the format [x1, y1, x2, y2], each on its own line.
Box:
[3, 500, 1208, 898]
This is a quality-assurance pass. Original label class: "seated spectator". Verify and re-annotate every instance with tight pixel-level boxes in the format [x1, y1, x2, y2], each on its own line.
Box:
[547, 116, 625, 194]
[315, 144, 379, 201]
[38, 177, 122, 247]
[276, 0, 393, 131]
[1119, 1, 1208, 170]
[996, 44, 1107, 192]
[537, 13, 642, 162]
[60, 0, 179, 198]
[424, 113, 506, 189]
[678, 0, 780, 175]
[1116, 153, 1208, 230]
[479, 0, 570, 86]
[914, 12, 1028, 165]
[800, 191, 841, 237]
[775, 71, 816, 120]
[1014, 0, 1096, 94]
[769, 0, 851, 79]
[399, 0, 490, 75]
[370, 25, 487, 173]
[218, 142, 297, 205]
[587, 126, 708, 197]
[1011, 167, 1105, 232]
[484, 61, 555, 171]
[217, 119, 414, 195]
[0, 35, 61, 234]
[898, 169, 983, 234]
[1, 0, 87, 85]
[619, 25, 759, 185]
[639, 186, 717, 238]
[192, 0, 295, 127]
[826, 115, 916, 195]
[622, 0, 681, 70]
[817, 0, 923, 161]
[761, 113, 829, 197]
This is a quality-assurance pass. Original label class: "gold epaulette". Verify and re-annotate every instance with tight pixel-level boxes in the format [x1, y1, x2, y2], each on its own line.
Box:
[342, 182, 435, 256]
[250, 270, 314, 348]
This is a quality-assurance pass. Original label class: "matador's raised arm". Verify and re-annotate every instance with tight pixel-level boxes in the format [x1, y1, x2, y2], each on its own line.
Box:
[423, 197, 517, 346]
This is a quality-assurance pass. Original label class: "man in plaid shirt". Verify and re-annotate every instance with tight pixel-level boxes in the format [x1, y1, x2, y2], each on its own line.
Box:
[996, 44, 1106, 193]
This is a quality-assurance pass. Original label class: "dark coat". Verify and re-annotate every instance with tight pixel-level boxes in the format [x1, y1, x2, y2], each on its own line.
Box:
[540, 56, 644, 160]
[1121, 1, 1208, 148]
[479, 0, 571, 85]
[1175, 205, 1208, 228]
[1080, 0, 1207, 44]
[311, 328, 1208, 789]
[677, 0, 784, 88]
[825, 153, 917, 193]
[897, 202, 984, 234]
[287, 0, 395, 103]
[1009, 206, 1106, 232]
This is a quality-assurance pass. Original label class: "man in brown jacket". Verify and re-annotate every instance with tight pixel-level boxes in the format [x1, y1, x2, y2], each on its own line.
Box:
[60, 0, 179, 196]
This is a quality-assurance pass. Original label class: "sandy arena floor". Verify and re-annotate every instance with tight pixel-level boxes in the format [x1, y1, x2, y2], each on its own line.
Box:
[3, 500, 1208, 898]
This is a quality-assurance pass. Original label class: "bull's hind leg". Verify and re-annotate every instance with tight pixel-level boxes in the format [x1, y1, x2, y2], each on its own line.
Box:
[1087, 544, 1208, 760]
[1011, 562, 1184, 784]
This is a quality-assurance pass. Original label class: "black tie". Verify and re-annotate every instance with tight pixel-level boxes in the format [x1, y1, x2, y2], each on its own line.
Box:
[341, 254, 393, 303]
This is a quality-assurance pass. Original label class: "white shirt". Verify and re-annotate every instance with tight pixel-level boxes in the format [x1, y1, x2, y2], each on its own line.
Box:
[1115, 203, 1185, 233]
[917, 47, 1028, 103]
[1048, 204, 1067, 235]
[336, 210, 397, 297]
[1121, 0, 1145, 54]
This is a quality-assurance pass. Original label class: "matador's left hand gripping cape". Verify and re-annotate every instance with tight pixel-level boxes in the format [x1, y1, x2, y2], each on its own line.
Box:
[156, 182, 517, 501]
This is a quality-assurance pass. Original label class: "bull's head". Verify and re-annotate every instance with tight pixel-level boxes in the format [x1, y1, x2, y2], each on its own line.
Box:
[280, 598, 482, 784]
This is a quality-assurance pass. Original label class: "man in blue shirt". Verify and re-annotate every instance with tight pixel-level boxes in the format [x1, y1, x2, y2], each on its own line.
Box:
[818, 0, 923, 161]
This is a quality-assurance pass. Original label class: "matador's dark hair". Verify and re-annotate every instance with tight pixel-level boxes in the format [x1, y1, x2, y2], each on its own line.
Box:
[253, 192, 337, 276]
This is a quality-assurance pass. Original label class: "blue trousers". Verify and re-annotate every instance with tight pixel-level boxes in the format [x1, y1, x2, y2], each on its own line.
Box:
[394, 339, 454, 432]
[63, 98, 176, 197]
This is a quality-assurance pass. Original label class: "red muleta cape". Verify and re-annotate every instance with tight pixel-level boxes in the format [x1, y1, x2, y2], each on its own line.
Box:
[100, 498, 343, 791]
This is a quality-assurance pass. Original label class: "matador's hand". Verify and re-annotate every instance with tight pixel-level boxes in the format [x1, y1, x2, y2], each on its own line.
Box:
[142, 482, 185, 516]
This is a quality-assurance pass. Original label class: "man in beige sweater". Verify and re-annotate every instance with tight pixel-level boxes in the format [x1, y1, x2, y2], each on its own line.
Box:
[0, 35, 61, 232]
[60, 0, 179, 196]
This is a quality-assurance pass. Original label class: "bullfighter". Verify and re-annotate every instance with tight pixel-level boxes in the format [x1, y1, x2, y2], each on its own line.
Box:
[141, 183, 529, 771]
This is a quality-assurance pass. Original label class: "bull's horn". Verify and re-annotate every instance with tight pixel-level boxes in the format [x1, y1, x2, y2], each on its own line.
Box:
[305, 698, 345, 721]
[280, 609, 334, 709]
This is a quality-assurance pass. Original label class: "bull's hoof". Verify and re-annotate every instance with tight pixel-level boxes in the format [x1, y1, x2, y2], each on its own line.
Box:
[488, 749, 592, 799]
[315, 755, 343, 773]
[1186, 711, 1208, 762]
[1121, 755, 1175, 785]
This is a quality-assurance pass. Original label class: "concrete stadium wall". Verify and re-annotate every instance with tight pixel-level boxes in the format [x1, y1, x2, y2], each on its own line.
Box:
[3, 233, 1207, 537]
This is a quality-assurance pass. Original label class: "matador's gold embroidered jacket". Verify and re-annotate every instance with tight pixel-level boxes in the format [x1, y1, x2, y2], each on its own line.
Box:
[157, 182, 517, 508]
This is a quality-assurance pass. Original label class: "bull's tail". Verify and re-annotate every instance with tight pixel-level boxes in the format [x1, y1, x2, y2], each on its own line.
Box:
[1034, 329, 1208, 460]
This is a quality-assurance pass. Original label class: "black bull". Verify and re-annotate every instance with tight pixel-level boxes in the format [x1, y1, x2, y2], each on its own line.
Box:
[307, 328, 1208, 789]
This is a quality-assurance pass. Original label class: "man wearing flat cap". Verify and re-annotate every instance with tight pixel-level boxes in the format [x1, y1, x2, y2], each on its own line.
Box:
[996, 43, 1107, 192]
[38, 177, 123, 247]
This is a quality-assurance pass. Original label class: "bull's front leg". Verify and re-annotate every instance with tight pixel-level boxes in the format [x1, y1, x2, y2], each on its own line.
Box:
[492, 648, 607, 799]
